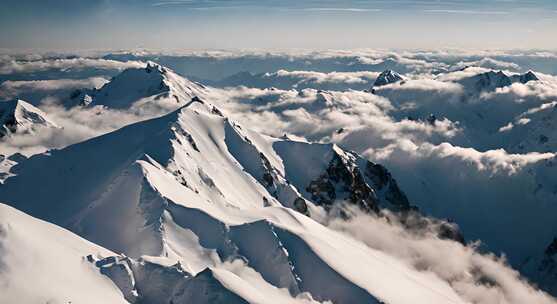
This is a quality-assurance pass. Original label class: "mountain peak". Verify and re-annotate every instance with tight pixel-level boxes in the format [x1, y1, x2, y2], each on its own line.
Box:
[80, 62, 207, 109]
[373, 70, 404, 87]
[511, 70, 539, 84]
[460, 70, 539, 92]
[0, 99, 57, 138]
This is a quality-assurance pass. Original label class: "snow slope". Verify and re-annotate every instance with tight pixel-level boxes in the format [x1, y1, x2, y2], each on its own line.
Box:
[0, 203, 128, 304]
[0, 99, 58, 138]
[0, 98, 472, 304]
[75, 62, 207, 110]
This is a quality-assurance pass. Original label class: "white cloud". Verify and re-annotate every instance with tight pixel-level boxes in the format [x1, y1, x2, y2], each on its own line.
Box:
[329, 209, 556, 304]
[0, 58, 144, 75]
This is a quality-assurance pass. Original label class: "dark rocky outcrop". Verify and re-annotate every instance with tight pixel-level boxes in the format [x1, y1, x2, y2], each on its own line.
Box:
[307, 152, 379, 213]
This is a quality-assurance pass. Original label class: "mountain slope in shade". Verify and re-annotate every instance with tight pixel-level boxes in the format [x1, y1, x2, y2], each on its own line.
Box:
[0, 99, 58, 138]
[501, 101, 557, 153]
[0, 203, 128, 304]
[0, 98, 472, 304]
[70, 62, 207, 109]
[457, 69, 540, 92]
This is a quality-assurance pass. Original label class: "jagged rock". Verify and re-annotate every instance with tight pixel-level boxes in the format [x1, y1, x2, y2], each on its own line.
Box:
[307, 152, 379, 212]
[365, 162, 410, 211]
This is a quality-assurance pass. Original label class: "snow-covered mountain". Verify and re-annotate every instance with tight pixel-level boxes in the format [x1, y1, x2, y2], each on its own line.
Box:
[70, 62, 207, 110]
[0, 99, 58, 138]
[457, 69, 539, 92]
[0, 203, 127, 304]
[2, 56, 557, 303]
[372, 70, 404, 87]
[500, 101, 557, 153]
[0, 98, 473, 304]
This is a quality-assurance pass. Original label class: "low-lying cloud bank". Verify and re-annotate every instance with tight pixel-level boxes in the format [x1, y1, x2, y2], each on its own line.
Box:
[0, 57, 143, 75]
[328, 209, 556, 304]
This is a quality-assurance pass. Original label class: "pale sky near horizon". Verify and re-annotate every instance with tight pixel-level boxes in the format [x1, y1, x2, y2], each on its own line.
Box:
[1, 0, 557, 50]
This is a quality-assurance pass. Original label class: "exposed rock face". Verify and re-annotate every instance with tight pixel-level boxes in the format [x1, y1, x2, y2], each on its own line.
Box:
[365, 162, 410, 211]
[307, 152, 379, 213]
[511, 70, 539, 84]
[304, 146, 464, 243]
[258, 149, 310, 215]
[475, 71, 512, 90]
[306, 147, 413, 213]
[373, 70, 404, 87]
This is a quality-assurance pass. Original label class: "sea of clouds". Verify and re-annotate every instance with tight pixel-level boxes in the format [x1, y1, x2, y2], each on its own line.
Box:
[1, 48, 557, 301]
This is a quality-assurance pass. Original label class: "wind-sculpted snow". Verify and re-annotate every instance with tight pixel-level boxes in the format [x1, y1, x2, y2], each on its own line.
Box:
[0, 99, 481, 304]
[206, 64, 557, 295]
[82, 62, 208, 110]
[328, 209, 557, 304]
[0, 203, 127, 304]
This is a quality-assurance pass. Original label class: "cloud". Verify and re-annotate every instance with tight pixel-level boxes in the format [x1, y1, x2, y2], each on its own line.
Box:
[422, 9, 510, 15]
[0, 57, 144, 75]
[0, 100, 173, 157]
[300, 8, 381, 12]
[453, 58, 522, 72]
[328, 209, 557, 304]
[270, 70, 379, 85]
[0, 78, 108, 105]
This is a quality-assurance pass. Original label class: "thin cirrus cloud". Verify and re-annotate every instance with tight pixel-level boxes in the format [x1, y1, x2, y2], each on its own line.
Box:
[422, 9, 510, 15]
[0, 0, 556, 49]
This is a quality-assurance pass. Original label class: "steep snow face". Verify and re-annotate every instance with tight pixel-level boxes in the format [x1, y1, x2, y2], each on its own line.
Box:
[372, 69, 404, 87]
[0, 99, 57, 137]
[0, 203, 128, 304]
[0, 100, 474, 304]
[82, 62, 207, 110]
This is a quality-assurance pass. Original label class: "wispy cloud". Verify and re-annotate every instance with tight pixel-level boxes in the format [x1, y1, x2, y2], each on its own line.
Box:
[151, 1, 196, 7]
[301, 8, 382, 13]
[423, 9, 510, 15]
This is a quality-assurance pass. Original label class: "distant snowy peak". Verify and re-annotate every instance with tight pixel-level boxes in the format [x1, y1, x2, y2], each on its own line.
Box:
[460, 69, 539, 92]
[0, 99, 57, 138]
[372, 70, 404, 87]
[79, 61, 207, 109]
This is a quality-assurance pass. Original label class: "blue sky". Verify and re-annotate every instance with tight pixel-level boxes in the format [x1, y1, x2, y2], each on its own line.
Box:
[1, 0, 557, 50]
